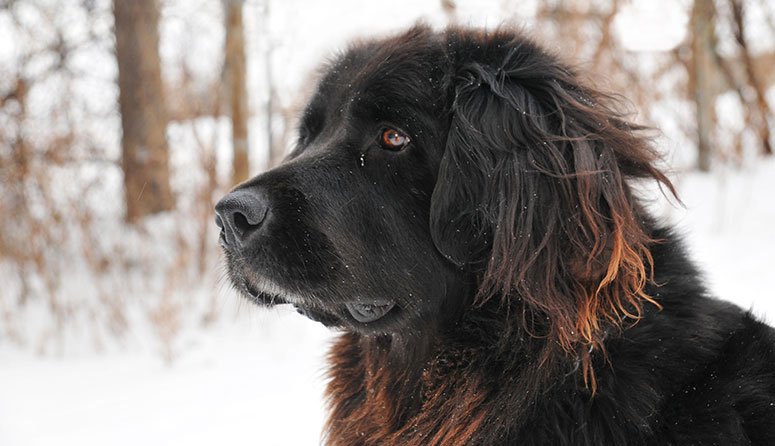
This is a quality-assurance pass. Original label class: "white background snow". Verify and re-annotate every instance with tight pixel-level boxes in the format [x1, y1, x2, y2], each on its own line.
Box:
[1, 0, 774, 445]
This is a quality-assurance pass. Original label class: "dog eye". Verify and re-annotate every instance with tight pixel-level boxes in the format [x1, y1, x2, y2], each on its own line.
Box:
[380, 129, 411, 151]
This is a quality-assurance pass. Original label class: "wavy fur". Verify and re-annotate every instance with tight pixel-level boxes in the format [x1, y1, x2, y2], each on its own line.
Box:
[217, 25, 775, 446]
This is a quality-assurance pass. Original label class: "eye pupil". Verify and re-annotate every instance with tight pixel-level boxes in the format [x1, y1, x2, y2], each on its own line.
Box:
[381, 129, 410, 150]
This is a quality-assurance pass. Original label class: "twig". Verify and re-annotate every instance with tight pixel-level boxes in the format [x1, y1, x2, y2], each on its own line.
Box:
[729, 0, 773, 154]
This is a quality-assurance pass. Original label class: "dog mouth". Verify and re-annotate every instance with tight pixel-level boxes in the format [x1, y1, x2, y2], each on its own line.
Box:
[237, 272, 396, 325]
[241, 280, 396, 324]
[242, 279, 260, 298]
[346, 299, 396, 323]
[240, 279, 286, 305]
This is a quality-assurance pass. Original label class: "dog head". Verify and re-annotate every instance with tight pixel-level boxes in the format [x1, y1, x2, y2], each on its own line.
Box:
[215, 26, 674, 354]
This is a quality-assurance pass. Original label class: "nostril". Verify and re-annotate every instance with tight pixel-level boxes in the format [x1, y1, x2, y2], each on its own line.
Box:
[230, 207, 267, 241]
[214, 189, 270, 246]
[233, 212, 249, 231]
[232, 211, 256, 237]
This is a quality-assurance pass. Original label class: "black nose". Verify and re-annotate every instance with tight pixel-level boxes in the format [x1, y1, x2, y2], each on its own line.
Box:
[214, 189, 269, 246]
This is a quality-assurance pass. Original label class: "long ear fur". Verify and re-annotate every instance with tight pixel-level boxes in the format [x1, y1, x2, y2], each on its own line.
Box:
[430, 30, 677, 387]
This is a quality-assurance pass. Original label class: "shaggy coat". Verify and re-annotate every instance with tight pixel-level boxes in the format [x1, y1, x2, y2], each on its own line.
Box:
[215, 26, 775, 445]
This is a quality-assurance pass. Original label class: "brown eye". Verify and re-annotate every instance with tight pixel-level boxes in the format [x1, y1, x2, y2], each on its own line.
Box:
[380, 129, 410, 150]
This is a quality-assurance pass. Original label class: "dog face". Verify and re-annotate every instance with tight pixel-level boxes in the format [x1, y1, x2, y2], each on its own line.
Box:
[216, 28, 465, 335]
[216, 26, 673, 349]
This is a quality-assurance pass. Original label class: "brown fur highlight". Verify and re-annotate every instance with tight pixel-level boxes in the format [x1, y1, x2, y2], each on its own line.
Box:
[217, 24, 775, 446]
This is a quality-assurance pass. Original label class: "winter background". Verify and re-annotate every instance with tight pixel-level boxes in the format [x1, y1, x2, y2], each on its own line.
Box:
[1, 0, 774, 445]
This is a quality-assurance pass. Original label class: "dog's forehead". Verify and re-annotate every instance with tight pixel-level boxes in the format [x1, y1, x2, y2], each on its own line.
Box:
[331, 29, 444, 89]
[308, 30, 447, 119]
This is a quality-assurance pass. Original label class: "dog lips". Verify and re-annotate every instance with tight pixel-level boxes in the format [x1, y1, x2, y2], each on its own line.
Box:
[346, 301, 395, 323]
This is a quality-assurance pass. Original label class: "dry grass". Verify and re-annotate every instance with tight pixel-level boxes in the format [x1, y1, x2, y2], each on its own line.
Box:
[1, 0, 772, 358]
[0, 0, 227, 358]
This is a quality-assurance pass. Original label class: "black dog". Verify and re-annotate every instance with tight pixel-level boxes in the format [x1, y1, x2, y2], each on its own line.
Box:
[215, 26, 775, 445]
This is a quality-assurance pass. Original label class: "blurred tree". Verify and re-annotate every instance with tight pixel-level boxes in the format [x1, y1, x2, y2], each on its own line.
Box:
[691, 0, 717, 172]
[727, 0, 772, 156]
[114, 0, 175, 221]
[526, 0, 773, 170]
[260, 0, 288, 169]
[442, 0, 457, 23]
[223, 0, 250, 185]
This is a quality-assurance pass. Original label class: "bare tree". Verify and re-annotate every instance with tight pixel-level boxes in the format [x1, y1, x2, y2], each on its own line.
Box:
[728, 0, 773, 155]
[223, 0, 250, 185]
[259, 0, 287, 169]
[113, 0, 174, 221]
[690, 0, 718, 172]
[442, 0, 457, 23]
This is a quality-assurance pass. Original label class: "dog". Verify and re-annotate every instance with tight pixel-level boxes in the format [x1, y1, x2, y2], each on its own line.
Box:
[215, 26, 775, 445]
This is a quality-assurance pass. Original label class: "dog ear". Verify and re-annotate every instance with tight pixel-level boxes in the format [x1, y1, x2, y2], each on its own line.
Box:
[430, 35, 675, 375]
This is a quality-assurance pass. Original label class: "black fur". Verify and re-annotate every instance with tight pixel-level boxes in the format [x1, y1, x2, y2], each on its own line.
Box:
[216, 26, 775, 445]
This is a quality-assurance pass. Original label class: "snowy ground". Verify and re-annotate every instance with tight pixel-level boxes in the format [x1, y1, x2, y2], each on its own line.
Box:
[1, 159, 774, 446]
[0, 304, 335, 446]
[1, 0, 774, 444]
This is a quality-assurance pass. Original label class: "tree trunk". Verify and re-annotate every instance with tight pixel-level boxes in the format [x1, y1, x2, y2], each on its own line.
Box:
[691, 0, 717, 172]
[729, 0, 773, 156]
[442, 0, 457, 23]
[223, 0, 250, 185]
[259, 0, 284, 169]
[114, 0, 174, 221]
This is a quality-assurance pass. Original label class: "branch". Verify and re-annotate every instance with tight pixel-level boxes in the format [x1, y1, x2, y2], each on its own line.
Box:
[729, 0, 773, 154]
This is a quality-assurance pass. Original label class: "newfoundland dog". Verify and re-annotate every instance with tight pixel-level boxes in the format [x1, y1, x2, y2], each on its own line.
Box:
[215, 26, 775, 445]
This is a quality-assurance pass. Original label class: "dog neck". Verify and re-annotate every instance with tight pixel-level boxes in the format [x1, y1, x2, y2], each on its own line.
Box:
[323, 301, 578, 446]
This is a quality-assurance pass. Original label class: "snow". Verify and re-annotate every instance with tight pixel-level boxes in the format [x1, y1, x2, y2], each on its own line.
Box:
[0, 304, 334, 446]
[2, 161, 774, 446]
[653, 159, 775, 324]
[1, 0, 774, 445]
[613, 0, 690, 52]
